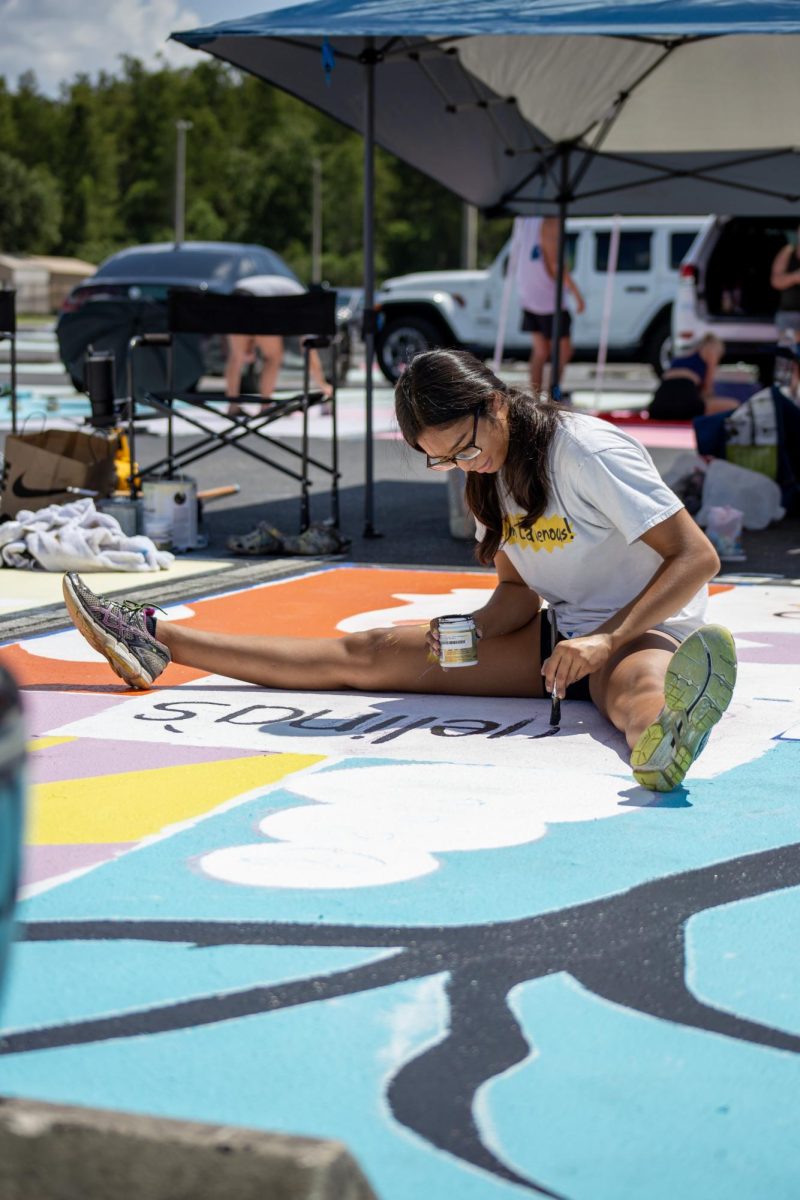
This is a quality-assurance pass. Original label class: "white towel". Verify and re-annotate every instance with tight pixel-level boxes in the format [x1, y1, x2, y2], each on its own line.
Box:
[0, 498, 175, 572]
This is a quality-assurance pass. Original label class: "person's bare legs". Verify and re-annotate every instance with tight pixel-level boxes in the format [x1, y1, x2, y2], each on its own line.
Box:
[529, 332, 550, 393]
[555, 335, 573, 393]
[253, 335, 283, 413]
[158, 616, 547, 699]
[225, 335, 251, 416]
[704, 396, 740, 415]
[589, 631, 678, 749]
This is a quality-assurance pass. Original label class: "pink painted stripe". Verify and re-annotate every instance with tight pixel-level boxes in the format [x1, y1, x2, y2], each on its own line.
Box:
[21, 842, 133, 887]
[31, 739, 267, 785]
[24, 691, 123, 737]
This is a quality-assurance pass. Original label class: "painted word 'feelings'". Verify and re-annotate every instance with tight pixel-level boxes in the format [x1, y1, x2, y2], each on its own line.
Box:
[133, 701, 544, 745]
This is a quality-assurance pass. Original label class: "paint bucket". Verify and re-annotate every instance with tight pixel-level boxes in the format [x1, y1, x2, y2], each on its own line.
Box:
[438, 614, 479, 669]
[142, 477, 199, 551]
[96, 496, 142, 538]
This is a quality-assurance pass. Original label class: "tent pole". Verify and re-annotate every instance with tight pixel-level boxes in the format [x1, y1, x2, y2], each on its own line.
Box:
[362, 38, 381, 538]
[549, 150, 569, 402]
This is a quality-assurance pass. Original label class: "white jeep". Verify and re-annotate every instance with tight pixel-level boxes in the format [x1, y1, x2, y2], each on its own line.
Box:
[374, 216, 705, 383]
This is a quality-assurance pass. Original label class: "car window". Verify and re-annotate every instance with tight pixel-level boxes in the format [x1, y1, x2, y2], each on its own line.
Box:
[594, 231, 652, 273]
[95, 250, 240, 283]
[670, 231, 699, 270]
[248, 249, 300, 281]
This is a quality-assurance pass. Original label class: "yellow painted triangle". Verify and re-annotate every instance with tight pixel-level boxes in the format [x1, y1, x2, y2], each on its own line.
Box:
[29, 752, 323, 845]
[27, 736, 76, 752]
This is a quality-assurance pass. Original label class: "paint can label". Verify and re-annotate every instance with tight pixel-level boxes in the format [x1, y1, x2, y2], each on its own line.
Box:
[438, 614, 478, 669]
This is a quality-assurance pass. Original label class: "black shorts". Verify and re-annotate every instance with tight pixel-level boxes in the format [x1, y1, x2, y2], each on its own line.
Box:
[649, 376, 704, 421]
[522, 310, 573, 338]
[539, 612, 592, 702]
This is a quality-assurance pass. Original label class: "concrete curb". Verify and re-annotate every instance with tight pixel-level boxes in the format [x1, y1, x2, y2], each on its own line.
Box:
[0, 1097, 379, 1200]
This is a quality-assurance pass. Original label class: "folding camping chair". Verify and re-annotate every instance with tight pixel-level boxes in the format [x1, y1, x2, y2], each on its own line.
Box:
[125, 289, 341, 532]
[0, 290, 18, 434]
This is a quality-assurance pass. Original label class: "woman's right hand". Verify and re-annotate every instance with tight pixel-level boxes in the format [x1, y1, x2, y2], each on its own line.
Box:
[426, 617, 441, 662]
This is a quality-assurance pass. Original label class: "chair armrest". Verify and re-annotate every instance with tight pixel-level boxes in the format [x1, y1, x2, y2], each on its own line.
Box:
[129, 332, 173, 349]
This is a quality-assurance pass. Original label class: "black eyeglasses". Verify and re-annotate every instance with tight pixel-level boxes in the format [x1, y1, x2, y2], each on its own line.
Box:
[425, 409, 483, 471]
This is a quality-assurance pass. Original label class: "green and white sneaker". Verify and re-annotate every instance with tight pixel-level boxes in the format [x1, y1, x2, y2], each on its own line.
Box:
[62, 572, 170, 690]
[631, 624, 737, 792]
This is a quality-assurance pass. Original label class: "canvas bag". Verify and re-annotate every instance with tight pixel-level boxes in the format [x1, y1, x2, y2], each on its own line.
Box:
[694, 385, 800, 513]
[0, 428, 119, 519]
[722, 388, 778, 479]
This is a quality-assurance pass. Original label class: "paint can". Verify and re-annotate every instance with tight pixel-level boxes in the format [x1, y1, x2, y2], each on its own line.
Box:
[438, 614, 478, 669]
[142, 477, 199, 550]
[96, 496, 142, 538]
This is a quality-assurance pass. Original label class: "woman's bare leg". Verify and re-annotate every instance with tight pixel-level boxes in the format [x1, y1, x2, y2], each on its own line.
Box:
[704, 395, 740, 415]
[225, 335, 250, 414]
[589, 631, 677, 749]
[158, 615, 547, 699]
[254, 335, 283, 409]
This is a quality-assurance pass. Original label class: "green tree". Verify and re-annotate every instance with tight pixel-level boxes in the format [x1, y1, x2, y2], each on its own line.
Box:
[0, 152, 61, 252]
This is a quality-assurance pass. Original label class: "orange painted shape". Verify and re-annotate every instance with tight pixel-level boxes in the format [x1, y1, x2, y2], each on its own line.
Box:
[0, 566, 493, 689]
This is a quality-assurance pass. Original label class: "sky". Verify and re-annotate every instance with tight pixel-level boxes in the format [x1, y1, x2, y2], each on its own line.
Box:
[0, 0, 292, 96]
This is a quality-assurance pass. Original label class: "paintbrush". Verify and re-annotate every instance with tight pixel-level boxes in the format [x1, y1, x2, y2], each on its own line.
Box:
[549, 686, 561, 729]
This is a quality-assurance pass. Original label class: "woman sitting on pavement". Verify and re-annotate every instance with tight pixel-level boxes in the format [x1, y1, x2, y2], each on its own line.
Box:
[61, 349, 737, 793]
[649, 333, 740, 420]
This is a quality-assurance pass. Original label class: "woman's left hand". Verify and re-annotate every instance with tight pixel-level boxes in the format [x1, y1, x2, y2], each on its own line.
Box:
[541, 632, 615, 698]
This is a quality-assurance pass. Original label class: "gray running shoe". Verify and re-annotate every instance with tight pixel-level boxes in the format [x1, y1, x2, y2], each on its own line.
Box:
[62, 572, 170, 690]
[630, 624, 737, 792]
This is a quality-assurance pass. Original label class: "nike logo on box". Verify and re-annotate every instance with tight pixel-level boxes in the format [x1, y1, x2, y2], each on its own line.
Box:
[11, 476, 70, 499]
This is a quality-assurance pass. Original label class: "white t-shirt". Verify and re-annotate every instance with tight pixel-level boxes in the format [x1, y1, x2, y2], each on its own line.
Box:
[476, 412, 708, 640]
[516, 217, 557, 314]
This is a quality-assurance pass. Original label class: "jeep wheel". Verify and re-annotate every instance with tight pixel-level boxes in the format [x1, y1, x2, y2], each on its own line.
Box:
[377, 315, 443, 383]
[644, 314, 673, 377]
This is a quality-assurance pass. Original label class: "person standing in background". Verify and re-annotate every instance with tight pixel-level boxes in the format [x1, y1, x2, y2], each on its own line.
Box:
[225, 274, 333, 417]
[517, 216, 585, 400]
[770, 224, 800, 338]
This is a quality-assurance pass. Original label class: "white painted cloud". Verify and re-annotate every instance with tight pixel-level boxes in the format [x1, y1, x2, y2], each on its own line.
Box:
[336, 588, 495, 633]
[199, 761, 637, 889]
[0, 0, 201, 94]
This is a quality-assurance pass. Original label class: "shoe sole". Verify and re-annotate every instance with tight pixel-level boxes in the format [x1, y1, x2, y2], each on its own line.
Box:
[62, 575, 154, 690]
[630, 624, 737, 792]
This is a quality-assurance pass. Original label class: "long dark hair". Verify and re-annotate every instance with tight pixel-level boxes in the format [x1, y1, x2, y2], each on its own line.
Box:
[394, 349, 564, 564]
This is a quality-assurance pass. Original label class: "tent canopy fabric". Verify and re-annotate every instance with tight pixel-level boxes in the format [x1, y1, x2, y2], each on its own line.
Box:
[173, 0, 800, 216]
[172, 0, 800, 529]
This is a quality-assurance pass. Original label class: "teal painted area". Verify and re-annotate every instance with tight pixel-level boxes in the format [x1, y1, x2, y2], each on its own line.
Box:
[687, 886, 800, 1037]
[483, 973, 800, 1200]
[1, 975, 530, 1200]
[5, 745, 800, 1198]
[19, 743, 800, 928]
[0, 941, 394, 1033]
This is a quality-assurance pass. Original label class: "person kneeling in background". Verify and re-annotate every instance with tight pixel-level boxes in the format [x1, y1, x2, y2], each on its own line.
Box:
[649, 334, 740, 420]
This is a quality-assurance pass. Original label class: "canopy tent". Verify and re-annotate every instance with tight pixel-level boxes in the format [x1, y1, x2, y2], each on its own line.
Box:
[172, 0, 800, 533]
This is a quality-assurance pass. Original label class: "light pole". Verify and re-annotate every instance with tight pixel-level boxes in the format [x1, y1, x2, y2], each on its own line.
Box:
[174, 119, 193, 246]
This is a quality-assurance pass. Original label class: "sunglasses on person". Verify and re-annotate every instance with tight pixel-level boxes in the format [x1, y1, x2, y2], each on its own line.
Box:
[425, 408, 483, 471]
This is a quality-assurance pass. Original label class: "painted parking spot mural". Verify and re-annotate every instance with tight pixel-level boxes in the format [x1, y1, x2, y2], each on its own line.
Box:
[1, 566, 799, 1200]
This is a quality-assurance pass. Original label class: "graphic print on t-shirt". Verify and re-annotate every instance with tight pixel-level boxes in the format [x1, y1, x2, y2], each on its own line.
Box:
[502, 512, 575, 553]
